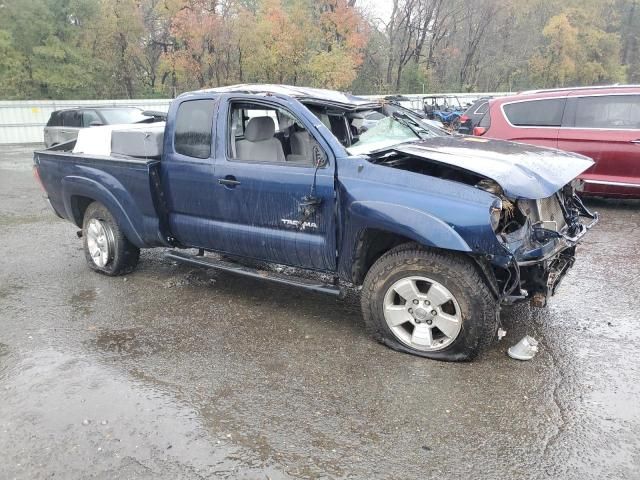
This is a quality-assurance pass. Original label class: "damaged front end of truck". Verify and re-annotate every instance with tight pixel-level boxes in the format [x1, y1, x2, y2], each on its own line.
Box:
[367, 137, 599, 309]
[479, 178, 598, 307]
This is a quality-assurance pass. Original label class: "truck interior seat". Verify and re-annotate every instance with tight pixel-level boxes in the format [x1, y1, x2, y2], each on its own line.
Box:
[236, 116, 285, 162]
[290, 130, 312, 157]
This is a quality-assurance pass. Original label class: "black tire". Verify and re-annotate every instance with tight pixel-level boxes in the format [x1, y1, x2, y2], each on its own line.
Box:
[82, 202, 140, 276]
[361, 243, 498, 361]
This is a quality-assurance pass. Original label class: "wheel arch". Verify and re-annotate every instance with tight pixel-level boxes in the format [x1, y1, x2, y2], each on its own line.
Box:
[62, 176, 145, 247]
[69, 195, 94, 227]
[344, 201, 474, 284]
[351, 228, 413, 284]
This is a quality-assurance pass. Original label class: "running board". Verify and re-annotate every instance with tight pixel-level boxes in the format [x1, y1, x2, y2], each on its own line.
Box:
[165, 250, 341, 296]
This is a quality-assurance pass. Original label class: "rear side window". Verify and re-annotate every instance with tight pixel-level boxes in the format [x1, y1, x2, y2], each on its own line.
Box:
[474, 102, 489, 115]
[478, 110, 491, 128]
[573, 95, 640, 129]
[503, 98, 565, 127]
[62, 111, 82, 128]
[47, 112, 61, 127]
[174, 99, 215, 159]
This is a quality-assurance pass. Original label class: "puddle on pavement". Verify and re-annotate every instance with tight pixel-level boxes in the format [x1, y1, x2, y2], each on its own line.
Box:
[93, 328, 143, 355]
[0, 343, 9, 375]
[0, 283, 25, 300]
[0, 348, 297, 479]
[70, 288, 98, 318]
[163, 268, 218, 289]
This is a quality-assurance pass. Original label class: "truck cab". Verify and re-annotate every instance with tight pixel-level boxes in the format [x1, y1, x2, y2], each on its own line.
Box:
[161, 91, 340, 271]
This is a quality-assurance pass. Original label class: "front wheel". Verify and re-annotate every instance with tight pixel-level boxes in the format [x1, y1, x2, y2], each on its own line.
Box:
[361, 244, 498, 361]
[82, 202, 140, 276]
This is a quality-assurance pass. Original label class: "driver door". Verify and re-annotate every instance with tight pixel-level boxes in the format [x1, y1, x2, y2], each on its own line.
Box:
[210, 95, 337, 272]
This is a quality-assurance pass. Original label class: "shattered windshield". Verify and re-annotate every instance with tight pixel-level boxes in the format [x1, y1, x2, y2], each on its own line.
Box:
[346, 107, 441, 155]
[347, 117, 419, 155]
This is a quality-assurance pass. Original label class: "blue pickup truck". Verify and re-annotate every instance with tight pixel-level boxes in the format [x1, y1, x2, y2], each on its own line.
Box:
[33, 84, 598, 361]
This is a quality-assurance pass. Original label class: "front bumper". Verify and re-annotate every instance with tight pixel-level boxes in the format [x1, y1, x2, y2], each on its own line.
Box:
[497, 195, 598, 306]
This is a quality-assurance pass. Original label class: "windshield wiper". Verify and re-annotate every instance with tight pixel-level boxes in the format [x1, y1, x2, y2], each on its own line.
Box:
[391, 112, 431, 139]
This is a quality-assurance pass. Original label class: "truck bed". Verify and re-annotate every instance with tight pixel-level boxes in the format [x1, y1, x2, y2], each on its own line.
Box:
[34, 149, 167, 248]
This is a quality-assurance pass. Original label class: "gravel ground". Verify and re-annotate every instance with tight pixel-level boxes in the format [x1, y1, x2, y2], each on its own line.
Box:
[1, 144, 639, 479]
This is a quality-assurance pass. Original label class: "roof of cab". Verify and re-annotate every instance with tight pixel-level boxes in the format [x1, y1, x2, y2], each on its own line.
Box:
[195, 83, 378, 108]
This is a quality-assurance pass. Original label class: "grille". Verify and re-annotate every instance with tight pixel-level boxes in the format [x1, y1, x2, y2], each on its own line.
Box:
[535, 196, 567, 232]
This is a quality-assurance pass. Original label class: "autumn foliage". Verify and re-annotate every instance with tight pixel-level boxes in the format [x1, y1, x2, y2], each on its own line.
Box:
[0, 0, 638, 98]
[148, 0, 367, 92]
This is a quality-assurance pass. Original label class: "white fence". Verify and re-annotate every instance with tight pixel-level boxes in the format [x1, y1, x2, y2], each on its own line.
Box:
[0, 92, 513, 144]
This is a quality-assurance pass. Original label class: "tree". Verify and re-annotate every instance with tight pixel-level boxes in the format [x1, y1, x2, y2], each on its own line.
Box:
[529, 5, 624, 88]
[0, 0, 101, 99]
[0, 0, 637, 99]
[241, 0, 313, 84]
[0, 30, 29, 98]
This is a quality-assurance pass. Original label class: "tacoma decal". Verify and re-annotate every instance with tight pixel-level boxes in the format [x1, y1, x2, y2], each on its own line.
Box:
[281, 219, 318, 230]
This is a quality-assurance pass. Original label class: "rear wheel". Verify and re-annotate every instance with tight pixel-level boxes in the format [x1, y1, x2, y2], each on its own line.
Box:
[82, 202, 140, 276]
[361, 244, 498, 361]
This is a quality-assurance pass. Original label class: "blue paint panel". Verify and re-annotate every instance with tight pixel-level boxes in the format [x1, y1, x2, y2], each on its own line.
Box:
[334, 156, 510, 280]
[34, 151, 164, 248]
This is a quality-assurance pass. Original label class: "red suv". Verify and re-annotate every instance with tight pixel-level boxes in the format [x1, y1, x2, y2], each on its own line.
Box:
[474, 86, 640, 198]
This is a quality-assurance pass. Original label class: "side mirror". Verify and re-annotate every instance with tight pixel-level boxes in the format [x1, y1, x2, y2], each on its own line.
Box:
[89, 121, 104, 127]
[313, 145, 327, 168]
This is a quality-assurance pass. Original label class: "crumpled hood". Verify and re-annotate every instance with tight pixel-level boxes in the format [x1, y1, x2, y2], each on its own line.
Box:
[393, 136, 594, 199]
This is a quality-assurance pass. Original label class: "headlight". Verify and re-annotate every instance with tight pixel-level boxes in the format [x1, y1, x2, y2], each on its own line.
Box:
[490, 198, 502, 231]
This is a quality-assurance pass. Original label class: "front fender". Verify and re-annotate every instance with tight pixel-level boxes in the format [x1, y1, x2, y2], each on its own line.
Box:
[349, 200, 472, 252]
[61, 175, 145, 248]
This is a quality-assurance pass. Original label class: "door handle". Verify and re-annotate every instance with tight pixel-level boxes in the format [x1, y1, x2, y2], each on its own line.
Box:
[218, 176, 241, 187]
[631, 140, 640, 144]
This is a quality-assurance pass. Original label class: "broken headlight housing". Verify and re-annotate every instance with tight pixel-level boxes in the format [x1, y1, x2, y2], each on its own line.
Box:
[475, 179, 518, 233]
[490, 198, 502, 231]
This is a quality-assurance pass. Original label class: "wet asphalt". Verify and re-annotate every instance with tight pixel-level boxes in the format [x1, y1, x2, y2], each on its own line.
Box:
[0, 144, 639, 479]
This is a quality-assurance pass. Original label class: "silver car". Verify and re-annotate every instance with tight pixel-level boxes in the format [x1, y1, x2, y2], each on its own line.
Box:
[44, 107, 151, 147]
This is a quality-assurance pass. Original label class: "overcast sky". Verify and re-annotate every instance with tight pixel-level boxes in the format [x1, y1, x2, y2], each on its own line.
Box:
[358, 0, 393, 24]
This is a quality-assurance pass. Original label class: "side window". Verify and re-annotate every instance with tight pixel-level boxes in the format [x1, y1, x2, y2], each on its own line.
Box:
[307, 106, 352, 146]
[174, 99, 215, 159]
[229, 102, 315, 166]
[503, 98, 565, 127]
[82, 110, 101, 127]
[574, 95, 640, 129]
[478, 111, 491, 128]
[46, 112, 60, 127]
[62, 111, 82, 128]
[474, 102, 489, 115]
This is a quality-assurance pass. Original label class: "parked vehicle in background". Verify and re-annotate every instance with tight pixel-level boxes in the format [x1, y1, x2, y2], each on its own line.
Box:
[423, 95, 467, 130]
[44, 107, 152, 147]
[458, 97, 491, 134]
[34, 84, 597, 361]
[474, 86, 640, 198]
